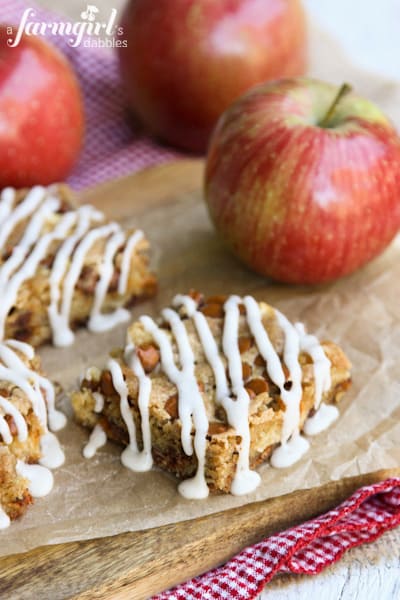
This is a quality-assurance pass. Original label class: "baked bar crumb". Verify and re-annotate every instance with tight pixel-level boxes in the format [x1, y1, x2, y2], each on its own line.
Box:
[72, 292, 351, 499]
[0, 340, 65, 527]
[0, 184, 156, 348]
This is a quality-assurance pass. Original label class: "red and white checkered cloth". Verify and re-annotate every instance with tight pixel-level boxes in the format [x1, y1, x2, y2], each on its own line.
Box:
[2, 3, 400, 597]
[2, 0, 184, 190]
[153, 478, 400, 599]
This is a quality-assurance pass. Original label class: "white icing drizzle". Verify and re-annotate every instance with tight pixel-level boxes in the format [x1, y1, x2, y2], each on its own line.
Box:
[245, 296, 303, 445]
[0, 359, 46, 433]
[54, 223, 119, 346]
[140, 310, 210, 498]
[274, 310, 303, 441]
[4, 339, 34, 359]
[0, 194, 63, 339]
[108, 357, 153, 472]
[93, 392, 105, 413]
[83, 294, 336, 498]
[45, 397, 67, 433]
[0, 396, 22, 444]
[0, 195, 59, 290]
[269, 434, 310, 468]
[0, 186, 45, 250]
[244, 296, 309, 467]
[124, 343, 153, 471]
[295, 323, 331, 410]
[39, 431, 65, 469]
[304, 403, 339, 436]
[88, 230, 130, 333]
[7, 340, 65, 431]
[0, 414, 13, 444]
[0, 340, 66, 523]
[295, 322, 334, 438]
[48, 204, 102, 347]
[243, 296, 287, 389]
[118, 230, 144, 294]
[83, 423, 107, 458]
[0, 341, 66, 436]
[0, 382, 28, 442]
[173, 296, 229, 399]
[0, 341, 66, 446]
[16, 460, 54, 497]
[219, 296, 260, 495]
[0, 186, 144, 348]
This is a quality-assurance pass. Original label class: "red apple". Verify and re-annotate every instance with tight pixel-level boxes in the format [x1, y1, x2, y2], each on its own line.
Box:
[0, 25, 84, 188]
[205, 78, 400, 284]
[117, 0, 307, 152]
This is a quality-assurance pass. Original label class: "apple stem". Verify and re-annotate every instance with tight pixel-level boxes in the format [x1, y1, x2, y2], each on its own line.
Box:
[319, 83, 352, 128]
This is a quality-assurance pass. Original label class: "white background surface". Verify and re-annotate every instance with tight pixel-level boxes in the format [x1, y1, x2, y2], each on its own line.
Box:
[23, 0, 400, 598]
[304, 0, 400, 81]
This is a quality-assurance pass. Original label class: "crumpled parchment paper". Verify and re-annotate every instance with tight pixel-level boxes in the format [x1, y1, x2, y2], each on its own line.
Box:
[2, 22, 400, 556]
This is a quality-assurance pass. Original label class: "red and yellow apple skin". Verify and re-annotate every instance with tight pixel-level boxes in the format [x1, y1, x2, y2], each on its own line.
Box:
[205, 78, 400, 284]
[0, 26, 84, 187]
[117, 0, 307, 153]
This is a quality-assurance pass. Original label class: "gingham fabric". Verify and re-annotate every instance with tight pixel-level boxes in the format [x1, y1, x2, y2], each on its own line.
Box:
[1, 0, 184, 190]
[153, 478, 400, 599]
[2, 3, 400, 598]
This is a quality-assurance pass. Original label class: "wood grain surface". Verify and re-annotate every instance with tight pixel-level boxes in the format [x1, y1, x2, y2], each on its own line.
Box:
[1, 470, 397, 600]
[0, 160, 399, 600]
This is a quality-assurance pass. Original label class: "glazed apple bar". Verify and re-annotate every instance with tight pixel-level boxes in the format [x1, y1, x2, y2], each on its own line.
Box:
[0, 339, 65, 528]
[0, 184, 156, 348]
[72, 293, 351, 498]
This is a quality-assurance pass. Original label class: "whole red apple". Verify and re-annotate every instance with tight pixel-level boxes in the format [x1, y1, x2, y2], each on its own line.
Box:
[205, 78, 400, 284]
[117, 0, 307, 153]
[0, 25, 84, 188]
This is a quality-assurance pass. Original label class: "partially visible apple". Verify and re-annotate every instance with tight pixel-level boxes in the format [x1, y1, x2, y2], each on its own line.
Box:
[205, 78, 400, 284]
[117, 0, 307, 153]
[0, 25, 84, 188]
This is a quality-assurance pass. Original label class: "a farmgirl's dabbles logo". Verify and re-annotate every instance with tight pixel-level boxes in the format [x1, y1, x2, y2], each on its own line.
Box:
[6, 4, 127, 48]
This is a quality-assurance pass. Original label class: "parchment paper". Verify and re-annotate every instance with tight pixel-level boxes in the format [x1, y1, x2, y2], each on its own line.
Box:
[2, 23, 400, 556]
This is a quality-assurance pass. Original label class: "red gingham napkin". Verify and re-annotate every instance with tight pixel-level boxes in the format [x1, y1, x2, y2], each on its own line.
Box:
[2, 3, 400, 597]
[2, 0, 184, 190]
[153, 478, 400, 599]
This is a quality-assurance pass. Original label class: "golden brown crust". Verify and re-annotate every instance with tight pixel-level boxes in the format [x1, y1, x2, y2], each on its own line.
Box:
[72, 294, 352, 494]
[0, 447, 33, 521]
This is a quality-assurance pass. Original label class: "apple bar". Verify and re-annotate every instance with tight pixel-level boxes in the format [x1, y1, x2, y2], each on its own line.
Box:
[71, 292, 351, 498]
[0, 184, 156, 348]
[0, 340, 66, 528]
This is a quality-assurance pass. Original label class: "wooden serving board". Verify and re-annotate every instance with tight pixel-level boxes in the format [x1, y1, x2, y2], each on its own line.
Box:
[0, 160, 399, 600]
